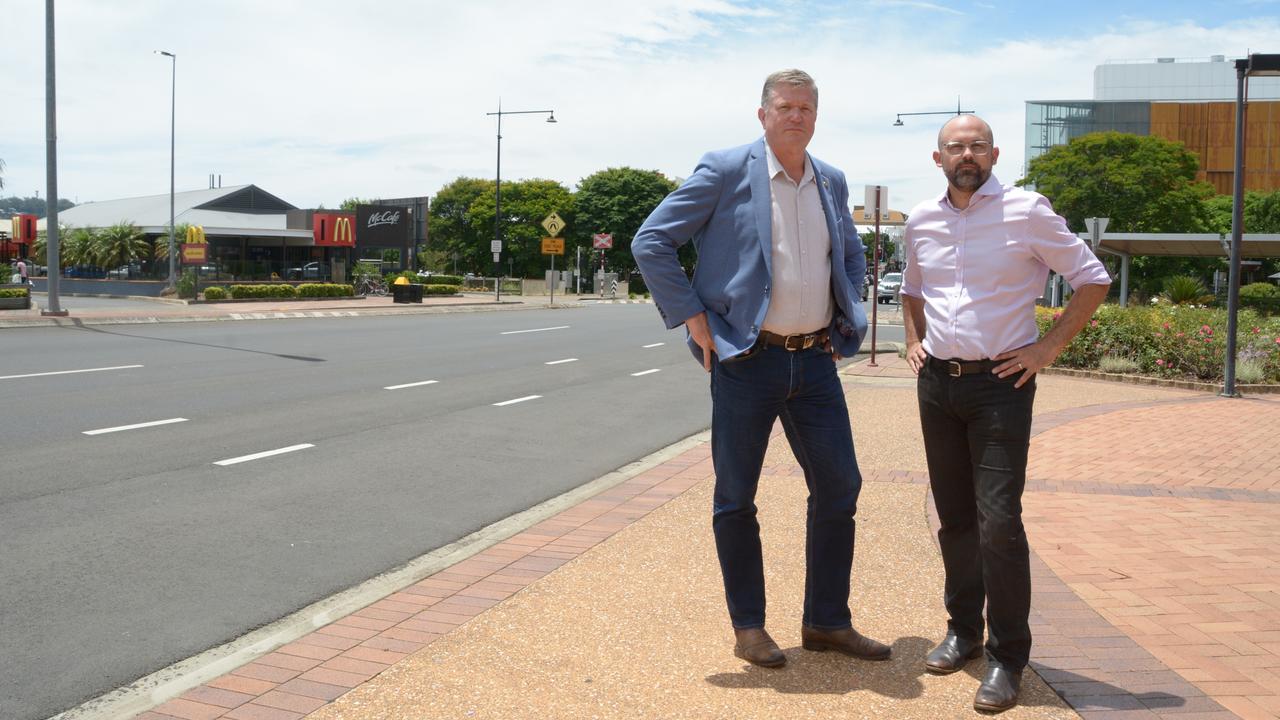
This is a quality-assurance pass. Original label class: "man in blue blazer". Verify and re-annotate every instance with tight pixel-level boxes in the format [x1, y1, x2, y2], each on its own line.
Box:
[632, 69, 884, 669]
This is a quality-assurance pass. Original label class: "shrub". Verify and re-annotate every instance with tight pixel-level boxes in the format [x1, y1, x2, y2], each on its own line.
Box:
[177, 269, 197, 299]
[296, 283, 353, 297]
[1237, 359, 1266, 384]
[202, 286, 227, 300]
[0, 287, 30, 298]
[1160, 275, 1214, 306]
[424, 284, 460, 295]
[228, 283, 297, 299]
[1098, 355, 1140, 374]
[1240, 282, 1280, 299]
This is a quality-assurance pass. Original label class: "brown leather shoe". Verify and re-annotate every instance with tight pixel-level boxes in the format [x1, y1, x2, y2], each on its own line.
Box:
[974, 666, 1021, 713]
[733, 627, 786, 668]
[800, 625, 891, 660]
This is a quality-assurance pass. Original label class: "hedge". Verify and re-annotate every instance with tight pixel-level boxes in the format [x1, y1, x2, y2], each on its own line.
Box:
[424, 284, 461, 295]
[421, 274, 463, 285]
[296, 283, 354, 297]
[228, 284, 297, 299]
[0, 287, 30, 298]
[202, 286, 227, 300]
[1039, 304, 1280, 382]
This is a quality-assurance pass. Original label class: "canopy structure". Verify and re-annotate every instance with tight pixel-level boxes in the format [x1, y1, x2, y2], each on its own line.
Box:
[1077, 232, 1280, 304]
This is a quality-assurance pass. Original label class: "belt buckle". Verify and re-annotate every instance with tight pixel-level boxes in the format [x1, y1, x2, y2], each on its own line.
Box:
[947, 360, 962, 377]
[784, 334, 803, 351]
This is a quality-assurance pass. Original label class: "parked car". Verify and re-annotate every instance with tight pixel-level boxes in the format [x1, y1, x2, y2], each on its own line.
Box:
[107, 262, 145, 279]
[285, 261, 329, 280]
[876, 272, 903, 304]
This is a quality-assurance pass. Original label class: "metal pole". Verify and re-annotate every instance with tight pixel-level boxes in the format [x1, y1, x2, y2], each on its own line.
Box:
[549, 253, 555, 305]
[42, 0, 66, 316]
[868, 187, 881, 367]
[1223, 60, 1247, 397]
[494, 104, 502, 301]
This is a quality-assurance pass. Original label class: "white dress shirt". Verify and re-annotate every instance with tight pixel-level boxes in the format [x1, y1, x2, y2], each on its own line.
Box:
[901, 174, 1111, 361]
[761, 143, 833, 335]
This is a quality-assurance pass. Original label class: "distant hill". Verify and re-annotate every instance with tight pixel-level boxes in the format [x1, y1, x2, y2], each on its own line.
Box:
[0, 196, 76, 218]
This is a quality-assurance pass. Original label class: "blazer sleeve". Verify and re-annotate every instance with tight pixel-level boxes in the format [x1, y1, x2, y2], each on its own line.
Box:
[631, 155, 723, 329]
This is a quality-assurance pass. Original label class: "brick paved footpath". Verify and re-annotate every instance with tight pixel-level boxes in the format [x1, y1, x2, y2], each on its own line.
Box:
[130, 356, 1277, 720]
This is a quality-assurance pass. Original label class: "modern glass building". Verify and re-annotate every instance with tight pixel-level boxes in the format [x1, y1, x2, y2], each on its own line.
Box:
[1027, 56, 1280, 194]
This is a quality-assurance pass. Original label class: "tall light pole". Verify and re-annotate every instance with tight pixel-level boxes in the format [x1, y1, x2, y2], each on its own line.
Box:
[486, 102, 556, 301]
[156, 50, 176, 290]
[1224, 53, 1280, 397]
[42, 0, 66, 316]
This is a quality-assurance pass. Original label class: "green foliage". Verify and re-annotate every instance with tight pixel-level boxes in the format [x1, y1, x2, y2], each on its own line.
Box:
[0, 287, 31, 298]
[1205, 189, 1280, 234]
[61, 226, 99, 268]
[428, 177, 494, 275]
[296, 283, 353, 297]
[177, 268, 197, 299]
[573, 167, 677, 274]
[227, 284, 298, 299]
[95, 221, 150, 269]
[1098, 355, 1140, 374]
[151, 223, 192, 262]
[1240, 282, 1280, 299]
[352, 261, 382, 279]
[1020, 131, 1215, 233]
[202, 286, 227, 300]
[420, 274, 462, 285]
[1160, 275, 1213, 305]
[339, 197, 371, 212]
[424, 284, 460, 295]
[1037, 304, 1280, 382]
[467, 178, 575, 278]
[0, 194, 75, 217]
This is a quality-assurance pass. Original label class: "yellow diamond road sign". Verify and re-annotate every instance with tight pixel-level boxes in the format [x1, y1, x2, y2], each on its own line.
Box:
[541, 212, 565, 237]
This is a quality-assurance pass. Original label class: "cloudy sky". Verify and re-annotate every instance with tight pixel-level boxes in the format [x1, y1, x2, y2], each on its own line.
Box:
[3, 0, 1279, 217]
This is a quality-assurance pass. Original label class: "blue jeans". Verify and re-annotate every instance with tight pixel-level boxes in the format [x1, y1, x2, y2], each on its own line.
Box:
[710, 344, 862, 630]
[917, 360, 1036, 672]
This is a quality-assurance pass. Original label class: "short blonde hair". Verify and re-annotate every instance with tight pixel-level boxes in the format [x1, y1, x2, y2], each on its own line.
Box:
[761, 69, 818, 108]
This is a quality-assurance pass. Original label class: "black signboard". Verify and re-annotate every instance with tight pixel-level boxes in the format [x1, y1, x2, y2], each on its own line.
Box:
[355, 204, 411, 247]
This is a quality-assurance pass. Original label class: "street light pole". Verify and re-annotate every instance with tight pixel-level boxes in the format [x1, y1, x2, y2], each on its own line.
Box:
[486, 103, 555, 301]
[42, 0, 66, 316]
[1224, 53, 1280, 397]
[156, 50, 176, 290]
[892, 98, 974, 126]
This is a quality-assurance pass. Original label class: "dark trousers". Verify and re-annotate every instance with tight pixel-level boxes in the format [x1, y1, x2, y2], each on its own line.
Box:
[709, 344, 862, 630]
[917, 360, 1036, 671]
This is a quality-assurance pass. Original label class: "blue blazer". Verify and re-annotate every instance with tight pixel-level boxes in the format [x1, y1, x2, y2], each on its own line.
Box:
[632, 138, 868, 363]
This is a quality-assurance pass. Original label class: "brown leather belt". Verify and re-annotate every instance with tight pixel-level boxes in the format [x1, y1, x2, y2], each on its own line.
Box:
[758, 329, 829, 351]
[927, 355, 999, 377]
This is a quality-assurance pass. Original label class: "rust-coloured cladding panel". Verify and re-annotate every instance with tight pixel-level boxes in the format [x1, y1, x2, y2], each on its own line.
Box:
[1149, 100, 1280, 193]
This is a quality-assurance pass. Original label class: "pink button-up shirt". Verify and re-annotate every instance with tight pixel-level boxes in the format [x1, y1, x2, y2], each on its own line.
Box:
[760, 142, 833, 335]
[901, 174, 1111, 361]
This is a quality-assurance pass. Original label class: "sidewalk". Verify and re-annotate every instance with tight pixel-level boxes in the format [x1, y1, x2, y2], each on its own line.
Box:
[123, 353, 1279, 720]
[0, 291, 600, 328]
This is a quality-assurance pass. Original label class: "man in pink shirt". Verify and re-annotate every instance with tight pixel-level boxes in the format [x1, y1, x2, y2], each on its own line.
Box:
[901, 115, 1110, 713]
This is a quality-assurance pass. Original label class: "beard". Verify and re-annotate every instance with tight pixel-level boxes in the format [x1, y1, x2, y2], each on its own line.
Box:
[944, 162, 989, 192]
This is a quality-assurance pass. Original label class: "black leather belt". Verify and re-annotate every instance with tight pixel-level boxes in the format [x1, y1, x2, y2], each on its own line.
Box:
[927, 355, 999, 377]
[758, 329, 829, 351]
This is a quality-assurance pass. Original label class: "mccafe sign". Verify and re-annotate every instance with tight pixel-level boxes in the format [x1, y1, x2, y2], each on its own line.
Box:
[356, 204, 411, 246]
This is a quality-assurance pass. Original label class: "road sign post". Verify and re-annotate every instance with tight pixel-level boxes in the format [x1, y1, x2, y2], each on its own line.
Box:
[864, 184, 888, 367]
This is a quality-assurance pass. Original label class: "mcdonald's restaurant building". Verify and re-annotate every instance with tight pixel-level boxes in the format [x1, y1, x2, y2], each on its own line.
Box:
[32, 184, 427, 295]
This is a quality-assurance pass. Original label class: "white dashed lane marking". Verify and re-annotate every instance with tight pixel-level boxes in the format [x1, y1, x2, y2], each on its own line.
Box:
[0, 364, 144, 381]
[214, 444, 315, 467]
[83, 418, 188, 436]
[631, 369, 661, 377]
[545, 358, 578, 365]
[493, 395, 541, 407]
[500, 326, 569, 335]
[384, 380, 439, 390]
[642, 343, 664, 348]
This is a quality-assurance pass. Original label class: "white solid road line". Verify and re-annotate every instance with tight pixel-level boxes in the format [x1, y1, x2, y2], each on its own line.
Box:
[0, 364, 144, 381]
[493, 395, 541, 406]
[545, 358, 578, 365]
[631, 369, 662, 377]
[214, 444, 315, 467]
[83, 418, 188, 436]
[384, 380, 439, 390]
[642, 342, 665, 348]
[500, 325, 570, 335]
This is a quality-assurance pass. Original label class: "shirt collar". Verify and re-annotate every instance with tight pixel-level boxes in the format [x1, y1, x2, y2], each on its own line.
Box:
[764, 142, 815, 186]
[938, 172, 1003, 210]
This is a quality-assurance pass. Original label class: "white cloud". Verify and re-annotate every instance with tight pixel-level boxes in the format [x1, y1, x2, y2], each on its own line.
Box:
[2, 2, 1278, 224]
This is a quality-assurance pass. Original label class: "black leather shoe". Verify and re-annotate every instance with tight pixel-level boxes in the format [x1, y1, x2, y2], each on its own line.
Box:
[924, 634, 983, 674]
[974, 666, 1021, 713]
[800, 625, 891, 660]
[733, 627, 786, 668]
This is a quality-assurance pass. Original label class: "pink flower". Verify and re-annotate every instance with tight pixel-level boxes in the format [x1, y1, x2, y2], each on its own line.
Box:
[1155, 332, 1163, 338]
[1091, 320, 1099, 327]
[1162, 322, 1170, 330]
[1201, 325, 1212, 334]
[1157, 359, 1165, 366]
[1253, 327, 1261, 334]
[1275, 338, 1280, 345]
[1176, 332, 1184, 338]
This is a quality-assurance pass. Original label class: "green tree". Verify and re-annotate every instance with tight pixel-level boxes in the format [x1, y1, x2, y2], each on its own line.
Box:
[1205, 189, 1280, 234]
[61, 226, 99, 268]
[152, 222, 192, 264]
[573, 167, 677, 275]
[1020, 131, 1219, 297]
[428, 177, 494, 274]
[339, 197, 372, 212]
[94, 221, 149, 269]
[467, 179, 575, 277]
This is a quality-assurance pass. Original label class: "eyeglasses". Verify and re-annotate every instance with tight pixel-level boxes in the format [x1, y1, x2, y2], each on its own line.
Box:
[941, 141, 992, 156]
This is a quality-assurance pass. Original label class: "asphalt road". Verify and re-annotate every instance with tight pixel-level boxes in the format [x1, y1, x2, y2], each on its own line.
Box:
[0, 302, 903, 720]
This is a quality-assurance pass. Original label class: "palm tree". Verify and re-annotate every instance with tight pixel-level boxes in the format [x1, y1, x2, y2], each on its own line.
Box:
[62, 226, 99, 269]
[95, 221, 149, 270]
[152, 222, 191, 263]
